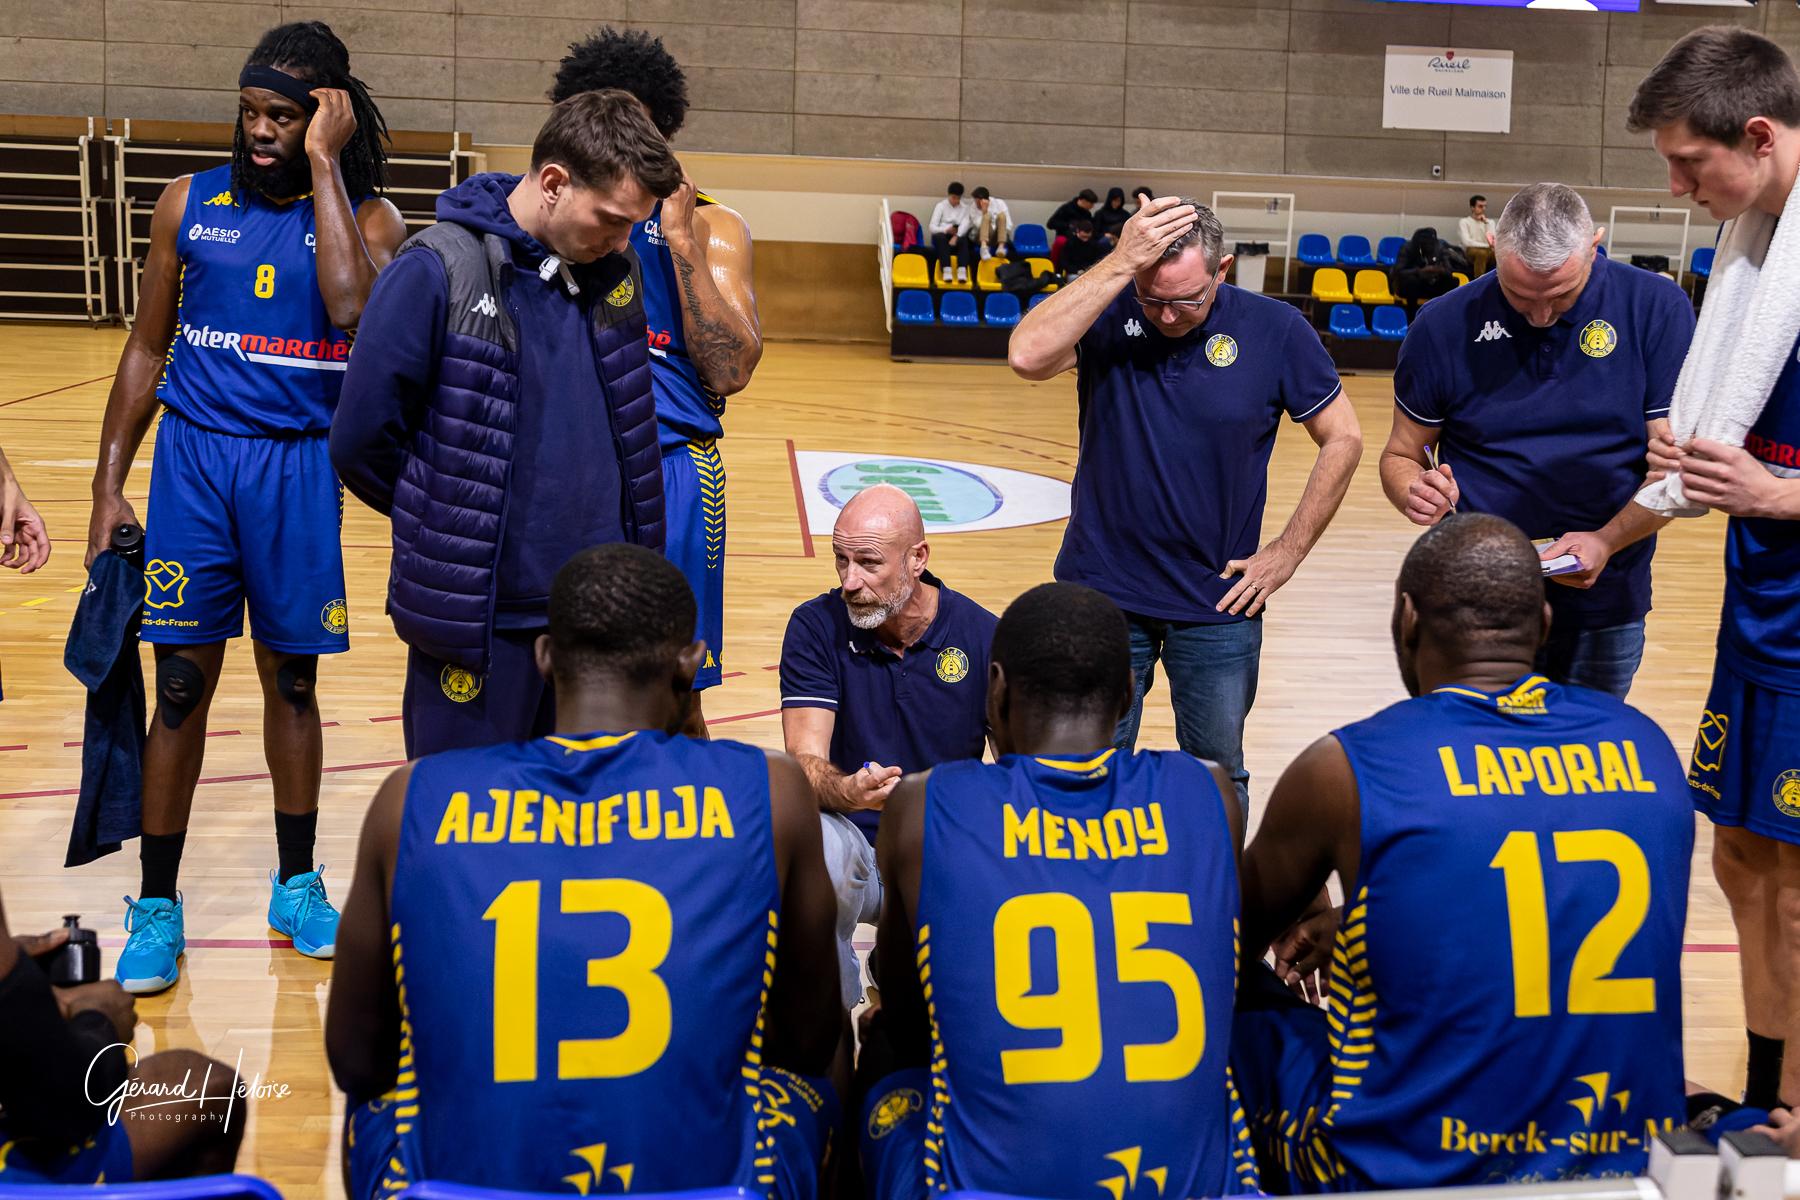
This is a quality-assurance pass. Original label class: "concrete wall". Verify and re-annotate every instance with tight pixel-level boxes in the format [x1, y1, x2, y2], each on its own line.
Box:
[1, 0, 1794, 188]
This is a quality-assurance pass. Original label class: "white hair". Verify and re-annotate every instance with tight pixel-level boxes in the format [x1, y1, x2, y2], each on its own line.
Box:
[1494, 183, 1595, 274]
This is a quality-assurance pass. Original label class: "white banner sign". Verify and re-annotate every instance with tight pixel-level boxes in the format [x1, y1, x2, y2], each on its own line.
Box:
[1383, 46, 1514, 134]
[793, 451, 1070, 535]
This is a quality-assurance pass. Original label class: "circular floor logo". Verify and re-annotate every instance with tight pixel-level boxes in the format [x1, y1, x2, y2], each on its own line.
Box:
[821, 459, 1002, 525]
[798, 451, 1072, 534]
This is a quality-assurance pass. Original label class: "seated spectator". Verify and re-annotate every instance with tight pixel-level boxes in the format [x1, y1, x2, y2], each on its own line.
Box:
[1460, 194, 1495, 275]
[779, 484, 997, 1008]
[1046, 187, 1098, 237]
[1060, 217, 1108, 277]
[928, 180, 975, 285]
[0, 892, 242, 1183]
[1393, 226, 1467, 304]
[1132, 184, 1155, 212]
[1094, 185, 1130, 242]
[970, 186, 1011, 259]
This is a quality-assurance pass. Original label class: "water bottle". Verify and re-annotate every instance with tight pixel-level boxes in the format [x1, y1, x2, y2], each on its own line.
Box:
[47, 914, 100, 986]
[110, 523, 144, 572]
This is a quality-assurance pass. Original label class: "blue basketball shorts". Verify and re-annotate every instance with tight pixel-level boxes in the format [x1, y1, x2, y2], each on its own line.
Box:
[1689, 655, 1800, 845]
[662, 440, 725, 691]
[860, 1067, 933, 1200]
[142, 409, 349, 654]
[344, 1094, 414, 1200]
[0, 1119, 134, 1184]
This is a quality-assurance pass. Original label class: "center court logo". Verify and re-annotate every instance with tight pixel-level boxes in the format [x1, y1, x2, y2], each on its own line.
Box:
[1579, 319, 1617, 358]
[144, 559, 189, 609]
[440, 665, 483, 703]
[936, 647, 970, 683]
[187, 222, 241, 244]
[1206, 334, 1238, 367]
[320, 599, 348, 636]
[800, 451, 1070, 535]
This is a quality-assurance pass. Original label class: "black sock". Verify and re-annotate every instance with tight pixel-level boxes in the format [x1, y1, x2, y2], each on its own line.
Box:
[1745, 1029, 1786, 1110]
[139, 830, 187, 901]
[274, 809, 318, 885]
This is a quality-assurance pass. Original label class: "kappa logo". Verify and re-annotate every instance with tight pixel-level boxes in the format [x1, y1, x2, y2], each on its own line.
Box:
[1124, 317, 1146, 338]
[1474, 321, 1512, 343]
[470, 293, 498, 318]
[201, 190, 235, 207]
[143, 559, 189, 610]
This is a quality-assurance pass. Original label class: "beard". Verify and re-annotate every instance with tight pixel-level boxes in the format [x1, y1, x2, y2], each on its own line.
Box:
[845, 574, 917, 631]
[240, 151, 313, 200]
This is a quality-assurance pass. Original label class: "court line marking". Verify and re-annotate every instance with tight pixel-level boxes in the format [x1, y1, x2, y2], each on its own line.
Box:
[0, 372, 115, 409]
[785, 438, 815, 558]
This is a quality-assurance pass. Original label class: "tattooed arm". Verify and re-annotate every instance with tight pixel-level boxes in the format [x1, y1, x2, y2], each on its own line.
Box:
[661, 178, 763, 397]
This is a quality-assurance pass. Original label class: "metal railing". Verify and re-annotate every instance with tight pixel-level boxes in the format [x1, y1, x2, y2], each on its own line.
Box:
[0, 118, 103, 322]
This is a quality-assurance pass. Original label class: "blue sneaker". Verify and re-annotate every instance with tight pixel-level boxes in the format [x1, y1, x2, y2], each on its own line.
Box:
[269, 867, 339, 959]
[116, 895, 184, 994]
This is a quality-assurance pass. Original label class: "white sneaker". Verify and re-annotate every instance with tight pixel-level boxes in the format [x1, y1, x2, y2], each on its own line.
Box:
[957, 267, 969, 283]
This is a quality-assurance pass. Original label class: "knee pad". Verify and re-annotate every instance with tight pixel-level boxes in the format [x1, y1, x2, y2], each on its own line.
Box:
[155, 655, 206, 730]
[275, 656, 319, 715]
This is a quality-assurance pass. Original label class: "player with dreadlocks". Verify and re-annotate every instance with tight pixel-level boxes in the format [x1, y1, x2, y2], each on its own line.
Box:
[85, 20, 408, 995]
[551, 28, 764, 736]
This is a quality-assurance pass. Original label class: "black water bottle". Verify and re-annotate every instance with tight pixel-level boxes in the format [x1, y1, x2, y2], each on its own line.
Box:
[110, 523, 144, 571]
[47, 914, 100, 986]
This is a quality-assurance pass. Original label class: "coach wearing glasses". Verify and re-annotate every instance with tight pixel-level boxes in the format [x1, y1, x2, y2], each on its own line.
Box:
[1009, 196, 1360, 809]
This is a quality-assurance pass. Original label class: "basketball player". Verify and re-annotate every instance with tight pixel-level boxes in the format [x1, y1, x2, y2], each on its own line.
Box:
[551, 29, 763, 734]
[326, 544, 840, 1199]
[83, 22, 406, 993]
[1232, 514, 1692, 1189]
[1631, 26, 1800, 1114]
[860, 582, 1256, 1199]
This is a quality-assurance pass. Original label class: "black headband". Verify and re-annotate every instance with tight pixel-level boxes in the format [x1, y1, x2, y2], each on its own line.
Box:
[238, 65, 320, 115]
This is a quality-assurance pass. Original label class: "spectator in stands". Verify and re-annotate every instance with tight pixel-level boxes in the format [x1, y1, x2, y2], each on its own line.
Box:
[1094, 186, 1130, 243]
[1132, 184, 1155, 212]
[970, 186, 1011, 260]
[1393, 227, 1466, 304]
[1046, 188, 1099, 237]
[1460, 194, 1495, 275]
[928, 180, 975, 285]
[1061, 217, 1108, 277]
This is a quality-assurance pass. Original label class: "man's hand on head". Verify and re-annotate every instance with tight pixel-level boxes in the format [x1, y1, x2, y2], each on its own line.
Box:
[1114, 197, 1198, 273]
[305, 88, 357, 162]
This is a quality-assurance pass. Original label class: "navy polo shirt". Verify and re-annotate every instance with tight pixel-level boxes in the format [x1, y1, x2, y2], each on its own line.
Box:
[779, 571, 998, 842]
[1058, 284, 1343, 623]
[1394, 255, 1695, 631]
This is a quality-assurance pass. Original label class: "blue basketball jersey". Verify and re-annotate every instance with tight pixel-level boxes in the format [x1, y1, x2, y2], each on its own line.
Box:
[632, 196, 728, 452]
[1719, 331, 1800, 691]
[388, 730, 781, 1193]
[157, 164, 350, 435]
[1320, 676, 1691, 1188]
[914, 750, 1249, 1198]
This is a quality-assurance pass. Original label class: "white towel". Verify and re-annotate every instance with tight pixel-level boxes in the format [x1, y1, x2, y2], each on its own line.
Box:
[1635, 183, 1800, 516]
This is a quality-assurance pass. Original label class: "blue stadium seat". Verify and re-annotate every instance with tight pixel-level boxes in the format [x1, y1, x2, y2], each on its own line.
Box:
[1027, 292, 1051, 310]
[1012, 223, 1051, 257]
[1297, 233, 1334, 266]
[397, 1186, 747, 1200]
[0, 1176, 287, 1200]
[1691, 246, 1714, 278]
[939, 291, 979, 326]
[983, 292, 1022, 326]
[1329, 303, 1371, 340]
[1376, 235, 1406, 267]
[1371, 304, 1408, 341]
[895, 289, 935, 325]
[1336, 235, 1377, 268]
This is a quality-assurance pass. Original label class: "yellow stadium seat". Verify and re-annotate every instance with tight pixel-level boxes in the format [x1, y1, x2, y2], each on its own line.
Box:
[893, 252, 930, 289]
[1025, 257, 1059, 291]
[1352, 269, 1395, 306]
[976, 257, 1007, 291]
[1311, 267, 1353, 304]
[1452, 272, 1470, 287]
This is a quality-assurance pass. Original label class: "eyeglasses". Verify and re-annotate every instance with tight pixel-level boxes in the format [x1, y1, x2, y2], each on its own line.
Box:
[1134, 274, 1219, 315]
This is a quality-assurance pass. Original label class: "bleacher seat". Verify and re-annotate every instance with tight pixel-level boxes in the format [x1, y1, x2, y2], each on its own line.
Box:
[890, 210, 922, 253]
[892, 252, 930, 289]
[1452, 271, 1470, 287]
[1329, 303, 1372, 340]
[975, 257, 1006, 291]
[1352, 269, 1395, 305]
[940, 291, 979, 326]
[983, 292, 1022, 326]
[1376, 236, 1406, 267]
[895, 289, 935, 325]
[1691, 246, 1714, 278]
[1337, 235, 1377, 268]
[0, 1176, 288, 1200]
[397, 1185, 746, 1200]
[1310, 267, 1353, 304]
[1028, 292, 1051, 310]
[1013, 223, 1050, 257]
[1297, 233, 1334, 266]
[1372, 304, 1408, 341]
[1024, 257, 1060, 290]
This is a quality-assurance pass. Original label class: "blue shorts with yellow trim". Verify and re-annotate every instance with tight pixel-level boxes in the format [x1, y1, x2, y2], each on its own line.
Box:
[1690, 656, 1800, 845]
[345, 1096, 416, 1200]
[662, 441, 725, 691]
[860, 1067, 932, 1200]
[143, 409, 348, 654]
[0, 1121, 134, 1184]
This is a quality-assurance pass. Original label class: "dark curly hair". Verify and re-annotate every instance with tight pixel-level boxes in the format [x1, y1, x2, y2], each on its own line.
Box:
[549, 543, 697, 684]
[234, 22, 389, 201]
[549, 27, 689, 139]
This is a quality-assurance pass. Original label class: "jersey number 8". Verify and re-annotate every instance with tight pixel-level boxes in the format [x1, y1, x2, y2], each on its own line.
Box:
[254, 264, 276, 299]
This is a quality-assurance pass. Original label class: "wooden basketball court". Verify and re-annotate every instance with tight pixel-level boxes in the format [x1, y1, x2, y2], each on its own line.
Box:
[0, 326, 1740, 1199]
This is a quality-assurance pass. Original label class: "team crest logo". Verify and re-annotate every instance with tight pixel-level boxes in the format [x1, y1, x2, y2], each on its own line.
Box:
[1205, 334, 1238, 367]
[936, 647, 970, 684]
[606, 277, 635, 308]
[1691, 710, 1729, 774]
[320, 599, 349, 636]
[440, 665, 483, 704]
[143, 559, 189, 609]
[867, 1087, 923, 1140]
[1774, 769, 1800, 819]
[1578, 319, 1617, 358]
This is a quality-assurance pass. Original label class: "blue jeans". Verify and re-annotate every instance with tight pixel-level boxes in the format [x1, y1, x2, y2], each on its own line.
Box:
[1114, 614, 1262, 811]
[1534, 619, 1646, 700]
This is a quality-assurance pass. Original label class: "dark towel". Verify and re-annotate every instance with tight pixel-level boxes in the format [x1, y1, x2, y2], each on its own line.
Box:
[63, 549, 144, 867]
